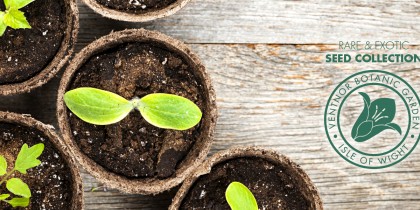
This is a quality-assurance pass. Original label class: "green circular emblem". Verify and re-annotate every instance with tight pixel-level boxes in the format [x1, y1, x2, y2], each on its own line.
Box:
[324, 70, 420, 169]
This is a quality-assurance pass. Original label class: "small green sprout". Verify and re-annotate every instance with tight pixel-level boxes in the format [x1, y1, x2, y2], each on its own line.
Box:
[64, 87, 202, 131]
[0, 0, 34, 36]
[225, 182, 258, 210]
[90, 185, 106, 192]
[0, 143, 44, 208]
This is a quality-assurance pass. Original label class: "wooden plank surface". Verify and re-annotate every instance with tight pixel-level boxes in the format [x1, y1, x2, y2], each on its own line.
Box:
[0, 0, 420, 209]
[78, 0, 420, 44]
[1, 44, 420, 209]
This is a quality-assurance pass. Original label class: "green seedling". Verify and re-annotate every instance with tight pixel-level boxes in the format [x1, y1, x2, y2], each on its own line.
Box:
[64, 87, 202, 131]
[225, 182, 258, 210]
[90, 185, 106, 192]
[0, 0, 35, 36]
[0, 143, 44, 208]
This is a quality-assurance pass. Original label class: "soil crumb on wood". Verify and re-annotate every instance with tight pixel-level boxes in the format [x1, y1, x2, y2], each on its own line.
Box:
[68, 42, 205, 179]
[0, 122, 73, 210]
[181, 157, 312, 210]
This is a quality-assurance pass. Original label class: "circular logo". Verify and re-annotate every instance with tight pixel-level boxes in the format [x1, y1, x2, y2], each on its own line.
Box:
[324, 70, 420, 169]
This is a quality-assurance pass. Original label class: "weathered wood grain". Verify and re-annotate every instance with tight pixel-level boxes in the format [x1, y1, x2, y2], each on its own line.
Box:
[1, 43, 420, 209]
[1, 0, 420, 208]
[201, 44, 420, 210]
[77, 0, 420, 44]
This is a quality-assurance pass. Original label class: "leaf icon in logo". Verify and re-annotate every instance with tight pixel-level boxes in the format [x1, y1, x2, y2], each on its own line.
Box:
[351, 92, 402, 142]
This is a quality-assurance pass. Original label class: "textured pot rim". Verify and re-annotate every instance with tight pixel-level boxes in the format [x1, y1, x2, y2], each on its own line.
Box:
[0, 111, 84, 209]
[169, 146, 324, 210]
[81, 0, 191, 22]
[57, 29, 217, 195]
[0, 0, 79, 96]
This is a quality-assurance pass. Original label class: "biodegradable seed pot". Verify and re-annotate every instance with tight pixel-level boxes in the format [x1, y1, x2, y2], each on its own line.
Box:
[170, 147, 323, 210]
[0, 112, 83, 209]
[81, 0, 190, 22]
[0, 0, 78, 95]
[57, 29, 217, 194]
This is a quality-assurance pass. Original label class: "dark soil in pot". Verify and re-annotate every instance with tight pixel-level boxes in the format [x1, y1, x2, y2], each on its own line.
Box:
[81, 0, 190, 22]
[181, 157, 310, 209]
[69, 42, 204, 179]
[95, 0, 176, 14]
[0, 0, 65, 84]
[170, 147, 323, 210]
[57, 29, 217, 194]
[0, 0, 78, 95]
[0, 112, 83, 209]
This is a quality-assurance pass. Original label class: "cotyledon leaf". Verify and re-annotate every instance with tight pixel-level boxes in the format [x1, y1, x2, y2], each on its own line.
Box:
[137, 93, 202, 131]
[225, 182, 258, 210]
[0, 194, 10, 200]
[64, 87, 134, 125]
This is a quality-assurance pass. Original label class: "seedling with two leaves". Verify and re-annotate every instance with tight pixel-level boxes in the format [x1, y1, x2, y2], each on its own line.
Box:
[0, 143, 44, 208]
[64, 87, 202, 130]
[0, 0, 35, 36]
